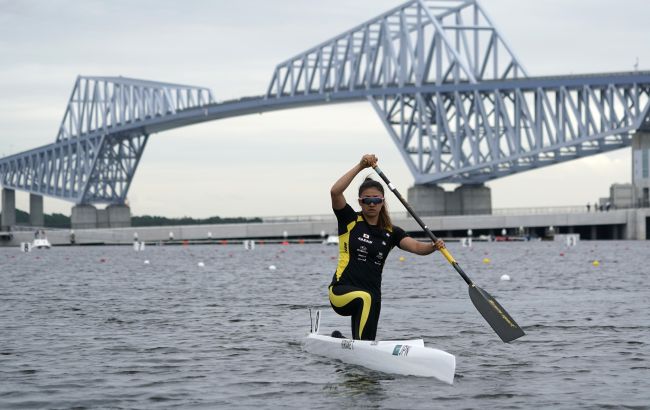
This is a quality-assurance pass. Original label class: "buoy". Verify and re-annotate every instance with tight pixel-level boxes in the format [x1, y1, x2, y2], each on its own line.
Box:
[100, 258, 106, 263]
[500, 274, 511, 281]
[144, 260, 150, 265]
[269, 265, 277, 270]
[399, 256, 406, 262]
[592, 260, 600, 267]
[198, 262, 205, 267]
[483, 258, 490, 264]
[560, 252, 565, 256]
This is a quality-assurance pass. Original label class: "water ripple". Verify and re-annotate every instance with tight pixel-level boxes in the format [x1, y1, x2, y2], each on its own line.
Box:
[1, 241, 649, 408]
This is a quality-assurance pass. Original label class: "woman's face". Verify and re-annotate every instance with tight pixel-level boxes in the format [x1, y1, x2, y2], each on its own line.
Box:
[358, 187, 384, 218]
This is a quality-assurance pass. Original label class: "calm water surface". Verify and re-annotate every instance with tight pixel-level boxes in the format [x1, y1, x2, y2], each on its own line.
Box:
[1, 240, 649, 409]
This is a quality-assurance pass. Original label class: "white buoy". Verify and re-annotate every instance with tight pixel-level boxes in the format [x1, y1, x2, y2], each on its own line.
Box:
[268, 265, 277, 271]
[500, 274, 511, 281]
[198, 262, 205, 267]
[144, 260, 150, 265]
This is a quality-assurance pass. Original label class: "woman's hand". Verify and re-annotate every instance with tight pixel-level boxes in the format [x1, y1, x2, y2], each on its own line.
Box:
[433, 239, 446, 251]
[332, 154, 379, 210]
[359, 154, 378, 169]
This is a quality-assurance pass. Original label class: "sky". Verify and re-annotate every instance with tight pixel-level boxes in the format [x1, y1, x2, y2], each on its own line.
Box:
[1, 0, 649, 218]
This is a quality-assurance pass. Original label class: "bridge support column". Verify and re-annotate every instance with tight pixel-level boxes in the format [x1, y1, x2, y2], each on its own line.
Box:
[1, 188, 16, 230]
[71, 204, 98, 229]
[107, 204, 131, 228]
[407, 184, 491, 216]
[30, 194, 44, 227]
[72, 204, 131, 229]
[407, 184, 446, 216]
[633, 132, 650, 207]
[454, 184, 492, 215]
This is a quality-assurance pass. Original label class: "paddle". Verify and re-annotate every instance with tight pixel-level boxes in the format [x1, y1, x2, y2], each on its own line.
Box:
[373, 165, 525, 343]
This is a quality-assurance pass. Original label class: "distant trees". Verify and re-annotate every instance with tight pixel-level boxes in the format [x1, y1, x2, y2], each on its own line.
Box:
[131, 215, 261, 227]
[8, 209, 260, 228]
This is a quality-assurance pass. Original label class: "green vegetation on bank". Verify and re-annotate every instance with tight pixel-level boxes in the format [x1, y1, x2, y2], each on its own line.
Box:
[5, 209, 261, 228]
[14, 209, 71, 228]
[131, 215, 261, 227]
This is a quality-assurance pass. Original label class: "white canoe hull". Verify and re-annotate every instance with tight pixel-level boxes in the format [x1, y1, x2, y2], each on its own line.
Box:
[304, 333, 456, 384]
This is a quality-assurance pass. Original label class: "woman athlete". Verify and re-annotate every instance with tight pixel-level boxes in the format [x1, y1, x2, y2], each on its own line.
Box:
[329, 154, 445, 341]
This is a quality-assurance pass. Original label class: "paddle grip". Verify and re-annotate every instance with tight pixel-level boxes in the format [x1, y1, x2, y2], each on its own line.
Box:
[373, 165, 473, 286]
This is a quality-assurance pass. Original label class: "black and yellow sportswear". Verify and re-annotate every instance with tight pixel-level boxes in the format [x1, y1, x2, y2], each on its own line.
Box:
[328, 203, 407, 340]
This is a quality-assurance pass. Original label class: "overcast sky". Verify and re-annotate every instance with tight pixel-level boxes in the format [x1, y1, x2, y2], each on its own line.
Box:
[1, 0, 649, 218]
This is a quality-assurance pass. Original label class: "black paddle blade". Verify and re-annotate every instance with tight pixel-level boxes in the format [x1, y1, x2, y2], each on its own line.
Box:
[469, 285, 525, 343]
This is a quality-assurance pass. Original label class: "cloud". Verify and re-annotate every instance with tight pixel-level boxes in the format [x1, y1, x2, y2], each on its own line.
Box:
[1, 0, 648, 217]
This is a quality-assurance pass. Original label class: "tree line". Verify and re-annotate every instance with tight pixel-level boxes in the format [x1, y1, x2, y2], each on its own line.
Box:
[5, 209, 260, 228]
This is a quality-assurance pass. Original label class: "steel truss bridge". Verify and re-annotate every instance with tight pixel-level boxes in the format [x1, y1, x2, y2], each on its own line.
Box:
[2, 0, 650, 206]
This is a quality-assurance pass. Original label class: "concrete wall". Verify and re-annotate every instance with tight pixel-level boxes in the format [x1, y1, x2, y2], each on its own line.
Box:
[3, 208, 648, 246]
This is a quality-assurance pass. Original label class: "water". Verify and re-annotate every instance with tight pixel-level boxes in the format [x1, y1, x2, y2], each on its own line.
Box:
[1, 240, 649, 409]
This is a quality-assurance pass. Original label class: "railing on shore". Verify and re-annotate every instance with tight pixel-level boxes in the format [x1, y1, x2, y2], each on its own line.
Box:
[261, 204, 642, 223]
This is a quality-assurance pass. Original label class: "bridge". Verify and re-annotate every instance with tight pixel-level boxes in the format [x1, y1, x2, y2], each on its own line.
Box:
[2, 0, 650, 230]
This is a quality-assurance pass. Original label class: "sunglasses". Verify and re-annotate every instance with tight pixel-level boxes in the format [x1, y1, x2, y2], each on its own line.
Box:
[359, 197, 384, 205]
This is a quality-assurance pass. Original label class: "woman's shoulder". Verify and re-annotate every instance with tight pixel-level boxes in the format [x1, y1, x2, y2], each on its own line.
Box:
[334, 202, 359, 221]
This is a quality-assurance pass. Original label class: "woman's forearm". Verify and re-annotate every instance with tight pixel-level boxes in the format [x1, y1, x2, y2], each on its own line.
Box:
[331, 155, 377, 209]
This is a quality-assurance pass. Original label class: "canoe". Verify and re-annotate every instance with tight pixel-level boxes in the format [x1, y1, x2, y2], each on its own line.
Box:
[304, 311, 455, 384]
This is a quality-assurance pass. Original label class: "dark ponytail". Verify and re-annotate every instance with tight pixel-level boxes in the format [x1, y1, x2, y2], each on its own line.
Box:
[358, 178, 393, 231]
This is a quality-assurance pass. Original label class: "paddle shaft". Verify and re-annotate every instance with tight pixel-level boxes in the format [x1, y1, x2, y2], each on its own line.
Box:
[373, 165, 525, 342]
[373, 166, 473, 286]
